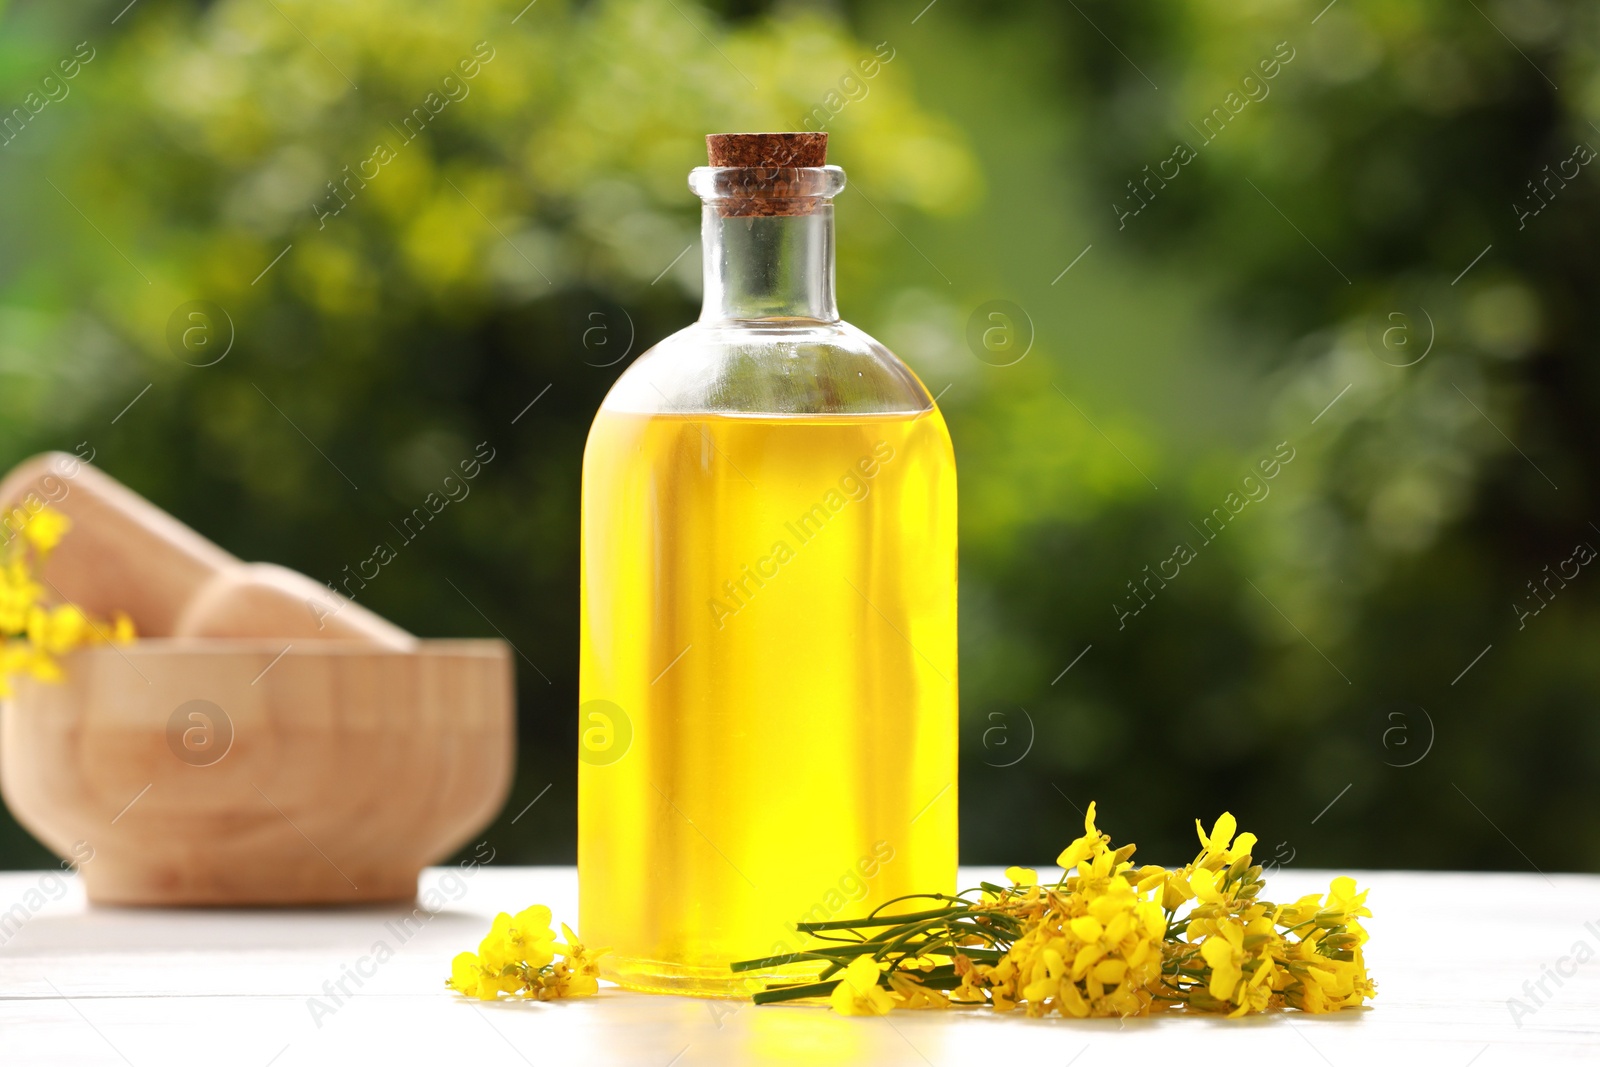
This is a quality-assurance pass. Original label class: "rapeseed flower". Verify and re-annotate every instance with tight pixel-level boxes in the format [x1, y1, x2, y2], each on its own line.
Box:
[447, 910, 608, 1001]
[734, 803, 1375, 1021]
[1, 507, 134, 697]
[830, 957, 894, 1016]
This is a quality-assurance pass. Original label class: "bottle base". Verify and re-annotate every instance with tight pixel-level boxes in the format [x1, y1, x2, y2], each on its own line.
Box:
[602, 955, 816, 999]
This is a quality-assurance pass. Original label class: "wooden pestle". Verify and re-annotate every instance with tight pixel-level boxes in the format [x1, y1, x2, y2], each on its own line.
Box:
[0, 453, 414, 649]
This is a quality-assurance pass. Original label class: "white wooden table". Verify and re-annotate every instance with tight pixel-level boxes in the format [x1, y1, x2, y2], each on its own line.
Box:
[1, 866, 1596, 1065]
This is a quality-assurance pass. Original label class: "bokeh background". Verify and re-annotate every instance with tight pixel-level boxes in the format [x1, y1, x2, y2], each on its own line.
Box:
[1, 0, 1595, 874]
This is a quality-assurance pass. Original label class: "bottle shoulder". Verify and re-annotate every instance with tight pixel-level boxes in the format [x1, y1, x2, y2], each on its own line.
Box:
[598, 318, 934, 417]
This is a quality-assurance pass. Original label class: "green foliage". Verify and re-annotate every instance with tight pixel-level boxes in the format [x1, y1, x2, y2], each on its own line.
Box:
[1, 0, 1596, 874]
[0, 0, 977, 867]
[888, 0, 1600, 872]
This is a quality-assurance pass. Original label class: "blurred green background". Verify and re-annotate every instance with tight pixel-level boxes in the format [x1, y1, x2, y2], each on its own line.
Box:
[1, 0, 1595, 874]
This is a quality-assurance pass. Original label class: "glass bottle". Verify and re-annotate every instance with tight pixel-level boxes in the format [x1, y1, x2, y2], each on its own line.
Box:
[578, 133, 957, 997]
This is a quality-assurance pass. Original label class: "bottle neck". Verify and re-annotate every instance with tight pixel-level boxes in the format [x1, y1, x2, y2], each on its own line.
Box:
[699, 202, 839, 323]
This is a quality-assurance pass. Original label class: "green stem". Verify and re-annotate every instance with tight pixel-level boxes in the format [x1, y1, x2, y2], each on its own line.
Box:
[797, 905, 964, 932]
[752, 980, 840, 1005]
[731, 949, 863, 973]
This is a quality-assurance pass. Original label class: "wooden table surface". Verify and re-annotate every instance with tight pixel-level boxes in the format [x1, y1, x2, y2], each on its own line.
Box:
[1, 865, 1596, 1065]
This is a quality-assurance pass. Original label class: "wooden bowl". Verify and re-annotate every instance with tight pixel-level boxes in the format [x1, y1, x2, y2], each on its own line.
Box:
[0, 639, 514, 906]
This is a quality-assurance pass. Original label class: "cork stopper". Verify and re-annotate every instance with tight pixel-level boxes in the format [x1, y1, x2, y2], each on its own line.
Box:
[706, 132, 827, 168]
[703, 133, 831, 217]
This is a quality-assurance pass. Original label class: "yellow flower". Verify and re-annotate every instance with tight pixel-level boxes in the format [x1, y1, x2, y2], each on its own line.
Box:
[22, 508, 71, 554]
[729, 806, 1375, 1022]
[0, 570, 42, 634]
[1200, 924, 1245, 1002]
[985, 957, 1020, 1012]
[28, 604, 88, 655]
[1055, 801, 1104, 872]
[1268, 877, 1376, 1014]
[1324, 875, 1369, 917]
[1, 510, 134, 695]
[1195, 812, 1257, 866]
[830, 956, 894, 1016]
[887, 970, 950, 1010]
[1004, 865, 1037, 887]
[448, 909, 605, 1002]
[446, 951, 521, 1000]
[538, 960, 595, 999]
[949, 956, 989, 1004]
[542, 923, 607, 999]
[479, 905, 558, 972]
[1189, 867, 1224, 904]
[1141, 864, 1195, 912]
[1020, 945, 1068, 1014]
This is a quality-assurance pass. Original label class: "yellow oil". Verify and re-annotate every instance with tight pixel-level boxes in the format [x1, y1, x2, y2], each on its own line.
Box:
[577, 408, 958, 996]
